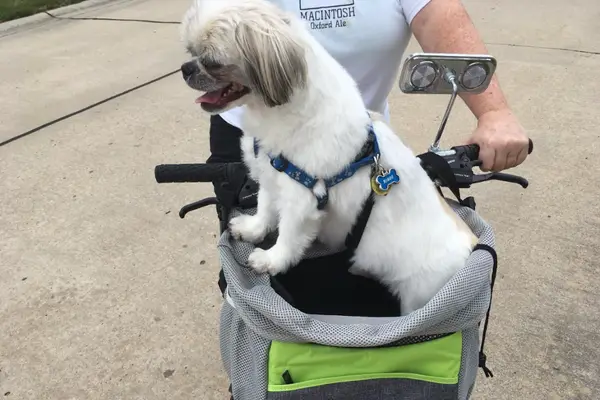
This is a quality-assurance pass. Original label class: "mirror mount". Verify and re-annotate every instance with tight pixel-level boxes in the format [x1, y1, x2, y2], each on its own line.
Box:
[431, 70, 459, 152]
[398, 53, 497, 152]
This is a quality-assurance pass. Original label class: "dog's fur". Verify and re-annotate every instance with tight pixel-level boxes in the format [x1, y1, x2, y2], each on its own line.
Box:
[180, 0, 477, 315]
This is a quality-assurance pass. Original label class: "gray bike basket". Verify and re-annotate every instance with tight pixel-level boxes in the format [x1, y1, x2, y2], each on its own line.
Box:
[217, 200, 496, 400]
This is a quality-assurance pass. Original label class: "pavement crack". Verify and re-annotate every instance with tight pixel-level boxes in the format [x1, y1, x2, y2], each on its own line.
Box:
[44, 11, 179, 25]
[0, 69, 179, 147]
[487, 42, 600, 56]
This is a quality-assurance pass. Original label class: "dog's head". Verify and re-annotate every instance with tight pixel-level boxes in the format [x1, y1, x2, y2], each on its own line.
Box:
[179, 0, 308, 114]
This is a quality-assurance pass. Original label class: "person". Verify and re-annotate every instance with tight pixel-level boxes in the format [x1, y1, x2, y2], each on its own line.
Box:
[207, 0, 531, 173]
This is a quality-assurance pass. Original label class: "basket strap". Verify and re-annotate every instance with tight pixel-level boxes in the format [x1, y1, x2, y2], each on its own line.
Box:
[474, 243, 498, 378]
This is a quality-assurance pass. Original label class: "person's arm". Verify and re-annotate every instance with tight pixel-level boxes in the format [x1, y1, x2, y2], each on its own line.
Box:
[409, 0, 530, 171]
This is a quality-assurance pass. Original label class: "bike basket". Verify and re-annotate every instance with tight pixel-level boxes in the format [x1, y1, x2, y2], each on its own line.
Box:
[217, 199, 496, 400]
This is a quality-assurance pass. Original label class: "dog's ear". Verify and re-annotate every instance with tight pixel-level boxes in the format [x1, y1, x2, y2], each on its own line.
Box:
[234, 15, 307, 107]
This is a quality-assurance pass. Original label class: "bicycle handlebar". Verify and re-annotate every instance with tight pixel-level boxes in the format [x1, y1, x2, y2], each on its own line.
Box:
[451, 138, 534, 162]
[426, 138, 534, 190]
[155, 139, 534, 185]
[154, 162, 245, 183]
[155, 138, 534, 217]
[154, 161, 255, 219]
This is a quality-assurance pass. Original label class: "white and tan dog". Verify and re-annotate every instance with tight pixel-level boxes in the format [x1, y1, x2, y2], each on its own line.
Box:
[180, 0, 477, 315]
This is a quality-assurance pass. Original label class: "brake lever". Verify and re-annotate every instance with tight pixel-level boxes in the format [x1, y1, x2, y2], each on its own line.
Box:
[471, 172, 529, 188]
[179, 197, 219, 219]
[432, 147, 530, 189]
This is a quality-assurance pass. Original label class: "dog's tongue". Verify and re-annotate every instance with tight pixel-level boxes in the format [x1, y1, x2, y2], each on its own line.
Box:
[196, 89, 223, 104]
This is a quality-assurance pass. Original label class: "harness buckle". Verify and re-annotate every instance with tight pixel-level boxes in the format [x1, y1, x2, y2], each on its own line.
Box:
[316, 192, 329, 210]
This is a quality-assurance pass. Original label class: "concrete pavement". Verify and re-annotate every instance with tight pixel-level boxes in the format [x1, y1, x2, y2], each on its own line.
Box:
[1, 0, 598, 399]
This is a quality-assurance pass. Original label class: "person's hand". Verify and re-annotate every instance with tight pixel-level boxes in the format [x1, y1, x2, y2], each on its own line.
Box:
[466, 108, 530, 172]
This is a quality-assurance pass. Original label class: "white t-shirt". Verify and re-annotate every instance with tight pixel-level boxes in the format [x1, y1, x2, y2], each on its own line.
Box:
[220, 0, 431, 128]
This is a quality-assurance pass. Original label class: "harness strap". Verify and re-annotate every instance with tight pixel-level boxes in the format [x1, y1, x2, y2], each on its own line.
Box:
[473, 243, 498, 378]
[344, 192, 375, 251]
[254, 125, 378, 210]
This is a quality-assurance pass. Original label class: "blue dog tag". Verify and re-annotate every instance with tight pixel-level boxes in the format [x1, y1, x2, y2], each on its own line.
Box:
[371, 168, 400, 195]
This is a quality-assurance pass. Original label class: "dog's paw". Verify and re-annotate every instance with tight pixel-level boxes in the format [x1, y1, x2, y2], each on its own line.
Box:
[246, 248, 288, 275]
[229, 214, 268, 244]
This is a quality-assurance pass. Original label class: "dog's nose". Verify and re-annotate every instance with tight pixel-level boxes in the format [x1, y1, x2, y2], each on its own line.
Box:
[181, 61, 198, 80]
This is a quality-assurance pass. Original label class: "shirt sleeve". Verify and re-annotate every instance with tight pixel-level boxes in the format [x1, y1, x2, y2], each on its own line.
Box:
[399, 0, 432, 24]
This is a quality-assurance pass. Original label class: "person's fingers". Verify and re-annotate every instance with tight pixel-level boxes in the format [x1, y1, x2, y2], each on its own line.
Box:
[493, 148, 506, 171]
[505, 151, 519, 170]
[464, 134, 477, 145]
[478, 144, 495, 172]
[516, 144, 528, 165]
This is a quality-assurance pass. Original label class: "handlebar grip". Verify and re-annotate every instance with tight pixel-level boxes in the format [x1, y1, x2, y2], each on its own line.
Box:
[455, 139, 534, 161]
[154, 163, 229, 183]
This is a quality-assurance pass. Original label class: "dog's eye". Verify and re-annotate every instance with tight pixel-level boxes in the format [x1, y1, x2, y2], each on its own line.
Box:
[201, 59, 222, 70]
[186, 46, 196, 57]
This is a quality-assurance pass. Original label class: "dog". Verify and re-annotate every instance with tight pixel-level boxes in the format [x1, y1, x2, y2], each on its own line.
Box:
[179, 0, 478, 315]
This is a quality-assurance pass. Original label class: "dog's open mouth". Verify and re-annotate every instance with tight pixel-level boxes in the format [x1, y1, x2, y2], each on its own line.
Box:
[195, 82, 250, 111]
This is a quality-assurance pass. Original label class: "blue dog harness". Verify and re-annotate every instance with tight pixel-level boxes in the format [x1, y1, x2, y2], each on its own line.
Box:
[253, 124, 382, 210]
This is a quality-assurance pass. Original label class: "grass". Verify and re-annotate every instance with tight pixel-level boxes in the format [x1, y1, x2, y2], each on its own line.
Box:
[0, 0, 88, 22]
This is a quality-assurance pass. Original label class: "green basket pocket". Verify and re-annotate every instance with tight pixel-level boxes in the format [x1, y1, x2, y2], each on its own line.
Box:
[267, 332, 462, 399]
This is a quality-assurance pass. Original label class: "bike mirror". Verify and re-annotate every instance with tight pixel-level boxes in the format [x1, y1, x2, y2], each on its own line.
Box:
[399, 53, 497, 95]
